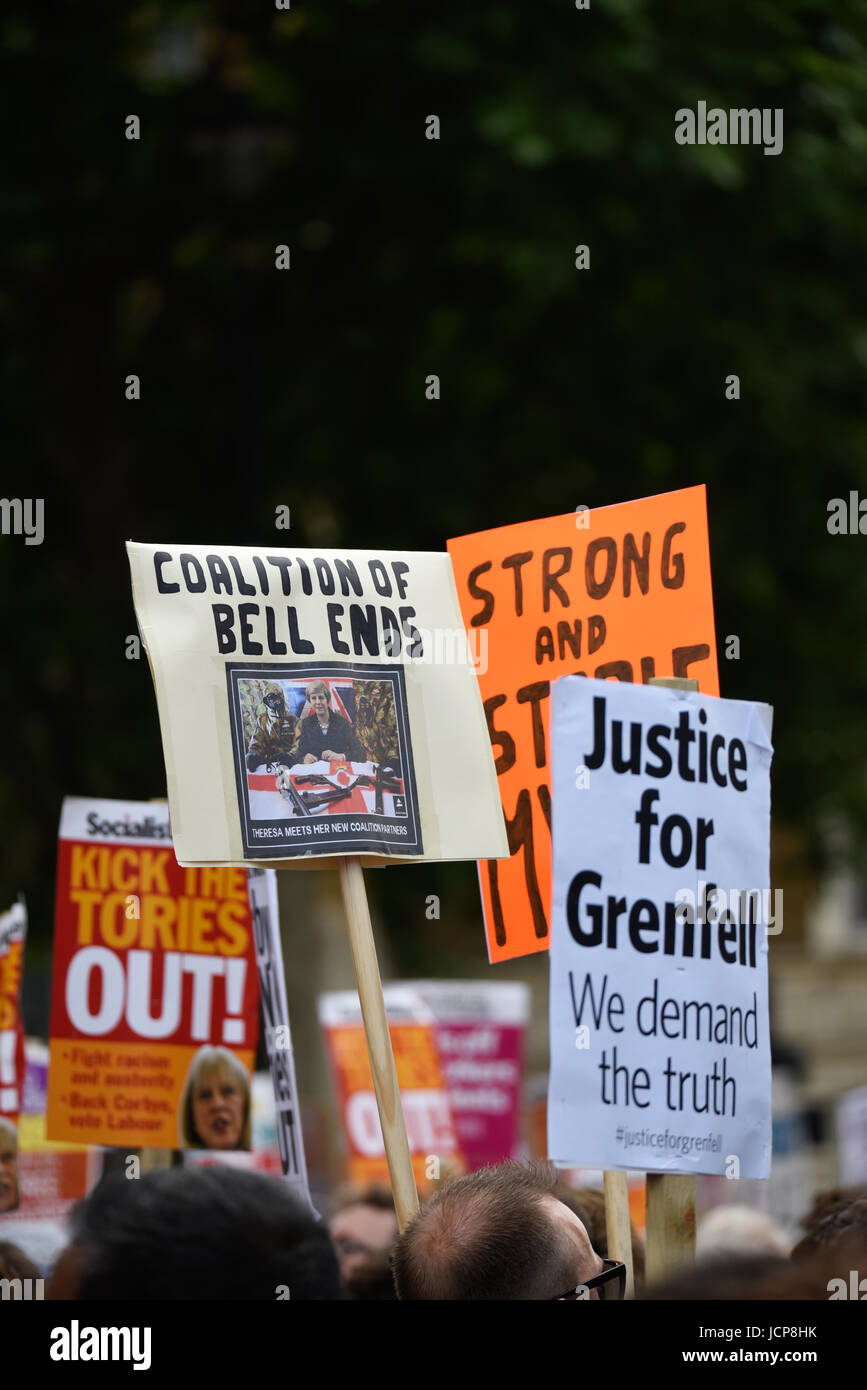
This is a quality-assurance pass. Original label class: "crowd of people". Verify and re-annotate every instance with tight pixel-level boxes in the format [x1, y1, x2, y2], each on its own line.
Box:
[2, 1159, 865, 1301]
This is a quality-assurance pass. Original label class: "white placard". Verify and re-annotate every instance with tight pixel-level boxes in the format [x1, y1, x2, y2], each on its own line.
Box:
[127, 542, 507, 868]
[548, 677, 773, 1178]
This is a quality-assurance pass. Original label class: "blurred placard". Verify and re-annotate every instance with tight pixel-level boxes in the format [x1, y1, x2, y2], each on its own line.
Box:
[319, 986, 460, 1191]
[47, 798, 259, 1151]
[413, 980, 528, 1169]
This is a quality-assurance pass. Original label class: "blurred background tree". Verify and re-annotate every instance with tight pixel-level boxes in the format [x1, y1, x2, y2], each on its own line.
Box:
[1, 0, 866, 1012]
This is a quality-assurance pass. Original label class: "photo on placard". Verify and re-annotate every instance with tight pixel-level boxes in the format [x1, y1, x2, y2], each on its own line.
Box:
[178, 1045, 253, 1152]
[226, 661, 422, 858]
[0, 1118, 21, 1214]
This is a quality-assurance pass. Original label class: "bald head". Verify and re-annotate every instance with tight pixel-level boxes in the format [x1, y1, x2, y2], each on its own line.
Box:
[392, 1162, 602, 1300]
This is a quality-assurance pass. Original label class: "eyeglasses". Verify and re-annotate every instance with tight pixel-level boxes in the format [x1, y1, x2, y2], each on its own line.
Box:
[554, 1258, 626, 1301]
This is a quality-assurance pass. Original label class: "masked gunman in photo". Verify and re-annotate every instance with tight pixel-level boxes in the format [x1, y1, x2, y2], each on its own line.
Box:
[298, 680, 367, 764]
[246, 684, 299, 771]
[352, 679, 399, 771]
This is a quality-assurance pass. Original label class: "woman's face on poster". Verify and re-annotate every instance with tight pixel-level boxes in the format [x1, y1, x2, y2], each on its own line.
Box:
[192, 1068, 245, 1149]
[309, 689, 330, 720]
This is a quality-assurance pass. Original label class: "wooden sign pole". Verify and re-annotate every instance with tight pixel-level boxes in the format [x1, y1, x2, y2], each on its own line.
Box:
[645, 1173, 695, 1283]
[643, 676, 699, 1282]
[602, 1169, 635, 1298]
[338, 856, 420, 1231]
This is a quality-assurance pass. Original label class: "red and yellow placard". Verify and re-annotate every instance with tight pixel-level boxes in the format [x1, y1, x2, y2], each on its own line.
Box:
[47, 798, 258, 1149]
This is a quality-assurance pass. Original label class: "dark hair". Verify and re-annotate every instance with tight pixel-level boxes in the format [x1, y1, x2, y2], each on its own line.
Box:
[66, 1165, 342, 1300]
[0, 1241, 41, 1282]
[791, 1197, 867, 1262]
[344, 1246, 399, 1301]
[799, 1185, 865, 1234]
[392, 1160, 584, 1301]
[641, 1253, 788, 1300]
[644, 1237, 867, 1301]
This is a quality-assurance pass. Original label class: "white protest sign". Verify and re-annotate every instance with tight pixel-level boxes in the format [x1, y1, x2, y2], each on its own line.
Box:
[548, 678, 773, 1178]
[126, 543, 508, 868]
[246, 868, 313, 1210]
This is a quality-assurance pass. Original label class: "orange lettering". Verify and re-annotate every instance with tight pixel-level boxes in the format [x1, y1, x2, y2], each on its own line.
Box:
[109, 848, 139, 892]
[139, 895, 177, 950]
[190, 898, 217, 953]
[139, 850, 171, 895]
[70, 845, 101, 890]
[99, 891, 139, 949]
[71, 889, 103, 944]
[217, 901, 249, 956]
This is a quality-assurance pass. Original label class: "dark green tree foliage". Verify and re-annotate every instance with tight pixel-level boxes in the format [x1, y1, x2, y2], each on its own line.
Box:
[1, 1, 865, 970]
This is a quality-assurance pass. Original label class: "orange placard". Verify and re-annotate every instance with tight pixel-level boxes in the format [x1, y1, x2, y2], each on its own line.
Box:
[447, 486, 719, 962]
[321, 1002, 461, 1193]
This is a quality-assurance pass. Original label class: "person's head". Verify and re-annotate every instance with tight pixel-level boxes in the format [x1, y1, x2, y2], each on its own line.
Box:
[697, 1204, 791, 1263]
[0, 1119, 19, 1213]
[642, 1252, 788, 1300]
[330, 1184, 399, 1297]
[263, 687, 285, 717]
[47, 1165, 342, 1300]
[643, 1237, 867, 1301]
[179, 1047, 251, 1151]
[554, 1182, 646, 1289]
[392, 1161, 604, 1300]
[791, 1197, 867, 1262]
[306, 681, 331, 720]
[797, 1186, 865, 1239]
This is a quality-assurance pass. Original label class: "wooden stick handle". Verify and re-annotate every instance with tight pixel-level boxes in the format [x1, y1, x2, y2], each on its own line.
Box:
[603, 1170, 635, 1299]
[645, 1173, 696, 1283]
[647, 677, 700, 692]
[139, 1147, 174, 1174]
[338, 857, 419, 1231]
